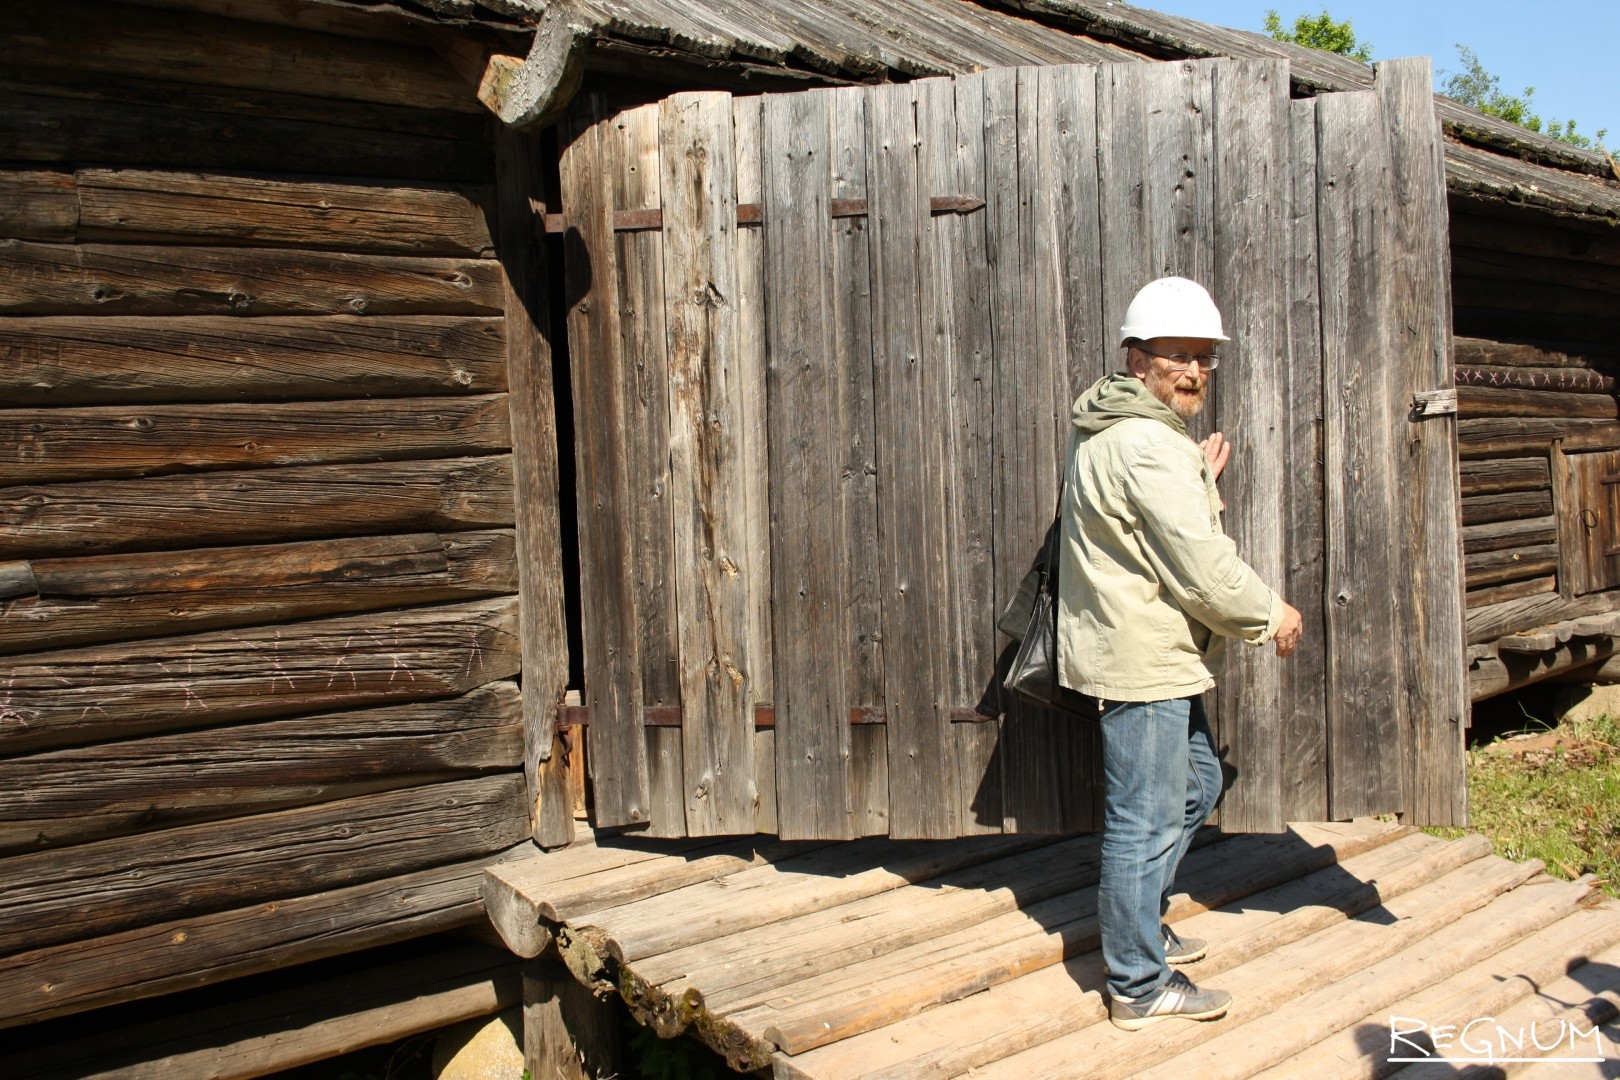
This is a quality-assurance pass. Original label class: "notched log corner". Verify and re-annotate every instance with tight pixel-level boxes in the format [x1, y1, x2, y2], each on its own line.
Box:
[477, 2, 592, 130]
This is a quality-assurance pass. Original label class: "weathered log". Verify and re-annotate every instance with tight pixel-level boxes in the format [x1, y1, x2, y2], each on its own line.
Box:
[1471, 638, 1620, 701]
[1547, 652, 1620, 684]
[1455, 365, 1618, 395]
[1459, 417, 1620, 457]
[0, 681, 522, 854]
[1463, 544, 1559, 589]
[1454, 307, 1618, 348]
[1452, 244, 1620, 293]
[1465, 574, 1556, 609]
[0, 240, 505, 317]
[75, 168, 494, 256]
[0, 455, 514, 558]
[0, 83, 493, 185]
[0, 1, 482, 113]
[1449, 211, 1620, 269]
[0, 596, 520, 754]
[1465, 589, 1620, 644]
[1461, 515, 1557, 556]
[1460, 489, 1553, 527]
[1457, 457, 1550, 497]
[0, 395, 511, 484]
[0, 315, 505, 405]
[1454, 336, 1620, 369]
[0, 171, 77, 241]
[1, 530, 515, 655]
[1457, 386, 1619, 420]
[0, 559, 38, 600]
[0, 843, 531, 1028]
[0, 773, 527, 956]
[0, 941, 521, 1080]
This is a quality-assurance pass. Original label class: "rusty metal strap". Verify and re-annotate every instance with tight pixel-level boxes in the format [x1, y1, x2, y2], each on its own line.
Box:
[557, 703, 992, 727]
[539, 195, 985, 235]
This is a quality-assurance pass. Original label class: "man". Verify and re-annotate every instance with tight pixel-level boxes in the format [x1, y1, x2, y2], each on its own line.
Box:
[1057, 276, 1303, 1030]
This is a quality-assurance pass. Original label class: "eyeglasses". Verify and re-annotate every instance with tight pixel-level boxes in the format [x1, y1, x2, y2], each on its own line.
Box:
[1135, 347, 1221, 371]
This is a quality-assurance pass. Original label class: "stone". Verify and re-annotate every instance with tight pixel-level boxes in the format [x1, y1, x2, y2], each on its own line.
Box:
[432, 1007, 524, 1080]
[1555, 682, 1620, 725]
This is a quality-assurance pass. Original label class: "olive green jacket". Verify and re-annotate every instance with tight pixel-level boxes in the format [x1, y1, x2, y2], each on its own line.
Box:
[1057, 375, 1282, 702]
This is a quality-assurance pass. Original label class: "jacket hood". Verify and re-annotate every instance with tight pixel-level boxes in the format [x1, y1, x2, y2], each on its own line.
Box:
[1070, 373, 1187, 437]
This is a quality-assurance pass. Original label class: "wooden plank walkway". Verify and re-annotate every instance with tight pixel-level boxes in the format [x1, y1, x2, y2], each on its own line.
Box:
[484, 820, 1620, 1077]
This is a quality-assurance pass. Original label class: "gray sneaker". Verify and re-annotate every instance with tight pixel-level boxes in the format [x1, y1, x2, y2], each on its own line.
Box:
[1109, 970, 1232, 1030]
[1162, 923, 1207, 964]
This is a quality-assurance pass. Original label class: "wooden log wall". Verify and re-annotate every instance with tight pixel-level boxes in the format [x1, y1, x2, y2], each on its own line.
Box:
[0, 0, 562, 1035]
[1456, 329, 1620, 658]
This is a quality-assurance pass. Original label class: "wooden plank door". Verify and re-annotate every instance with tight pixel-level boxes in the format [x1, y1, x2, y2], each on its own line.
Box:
[555, 56, 1467, 837]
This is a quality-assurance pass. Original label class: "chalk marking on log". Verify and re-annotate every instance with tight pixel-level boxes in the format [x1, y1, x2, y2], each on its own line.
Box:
[326, 635, 360, 689]
[0, 677, 27, 728]
[464, 626, 484, 678]
[157, 656, 210, 710]
[365, 627, 417, 684]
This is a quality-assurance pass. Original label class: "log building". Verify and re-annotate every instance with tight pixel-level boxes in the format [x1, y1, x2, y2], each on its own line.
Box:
[2, 0, 1618, 1076]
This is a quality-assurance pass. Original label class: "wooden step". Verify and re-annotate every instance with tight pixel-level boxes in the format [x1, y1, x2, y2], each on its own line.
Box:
[963, 851, 1551, 1079]
[738, 820, 1409, 1063]
[1135, 878, 1600, 1079]
[1387, 937, 1620, 1077]
[1249, 900, 1620, 1080]
[775, 830, 1477, 1080]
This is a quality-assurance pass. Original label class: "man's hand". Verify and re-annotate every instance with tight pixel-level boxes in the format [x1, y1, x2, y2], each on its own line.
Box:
[1199, 431, 1230, 481]
[1200, 432, 1230, 511]
[1275, 602, 1303, 658]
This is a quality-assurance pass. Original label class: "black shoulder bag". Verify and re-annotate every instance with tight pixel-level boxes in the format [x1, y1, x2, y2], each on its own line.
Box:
[998, 484, 1066, 709]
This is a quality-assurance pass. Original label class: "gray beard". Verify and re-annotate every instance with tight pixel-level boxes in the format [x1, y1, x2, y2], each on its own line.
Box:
[1145, 367, 1207, 420]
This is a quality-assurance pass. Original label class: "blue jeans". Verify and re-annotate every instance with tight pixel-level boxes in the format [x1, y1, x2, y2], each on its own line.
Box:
[1097, 695, 1222, 1000]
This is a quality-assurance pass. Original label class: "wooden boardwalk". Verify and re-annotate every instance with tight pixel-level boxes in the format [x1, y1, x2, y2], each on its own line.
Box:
[485, 820, 1620, 1077]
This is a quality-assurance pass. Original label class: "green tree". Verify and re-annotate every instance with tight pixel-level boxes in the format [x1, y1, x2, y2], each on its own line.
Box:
[1441, 45, 1606, 150]
[1263, 8, 1373, 62]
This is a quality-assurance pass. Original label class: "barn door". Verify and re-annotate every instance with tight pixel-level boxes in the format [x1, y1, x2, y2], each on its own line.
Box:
[556, 56, 1466, 839]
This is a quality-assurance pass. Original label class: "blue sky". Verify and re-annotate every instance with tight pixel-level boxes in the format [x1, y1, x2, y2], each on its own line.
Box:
[1141, 1, 1618, 145]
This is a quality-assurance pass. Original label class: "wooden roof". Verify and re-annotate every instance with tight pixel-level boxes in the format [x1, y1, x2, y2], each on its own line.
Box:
[486, 819, 1620, 1076]
[426, 0, 1620, 223]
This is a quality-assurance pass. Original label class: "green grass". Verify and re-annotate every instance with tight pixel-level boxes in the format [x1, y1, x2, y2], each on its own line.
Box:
[1429, 709, 1620, 899]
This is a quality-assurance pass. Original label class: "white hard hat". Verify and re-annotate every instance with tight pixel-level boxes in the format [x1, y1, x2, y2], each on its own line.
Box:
[1118, 276, 1229, 346]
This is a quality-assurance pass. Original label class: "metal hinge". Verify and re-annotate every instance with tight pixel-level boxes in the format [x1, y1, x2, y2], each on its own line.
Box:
[1410, 389, 1457, 418]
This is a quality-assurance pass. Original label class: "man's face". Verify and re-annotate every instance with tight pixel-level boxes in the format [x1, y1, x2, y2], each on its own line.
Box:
[1129, 336, 1215, 420]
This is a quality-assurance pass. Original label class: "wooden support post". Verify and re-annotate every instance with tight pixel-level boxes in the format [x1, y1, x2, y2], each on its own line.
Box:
[496, 129, 574, 849]
[522, 960, 620, 1080]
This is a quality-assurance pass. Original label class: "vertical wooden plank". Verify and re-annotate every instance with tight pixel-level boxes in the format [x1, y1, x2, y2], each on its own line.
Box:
[496, 129, 575, 848]
[828, 86, 891, 839]
[559, 97, 651, 827]
[1377, 57, 1469, 829]
[926, 73, 1002, 836]
[1035, 62, 1107, 835]
[659, 91, 760, 836]
[868, 79, 958, 840]
[1552, 442, 1582, 599]
[1316, 88, 1407, 819]
[605, 103, 685, 838]
[733, 94, 777, 835]
[1280, 95, 1329, 823]
[1096, 60, 1217, 359]
[984, 66, 1054, 834]
[1209, 59, 1290, 833]
[763, 87, 855, 840]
